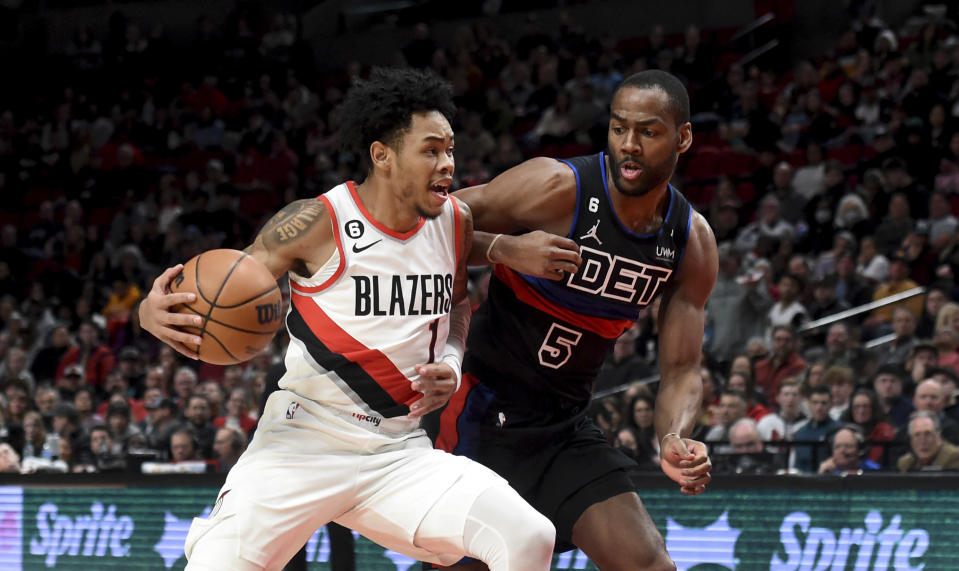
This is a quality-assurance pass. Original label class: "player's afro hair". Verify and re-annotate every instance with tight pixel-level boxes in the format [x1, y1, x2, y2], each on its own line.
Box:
[337, 67, 455, 172]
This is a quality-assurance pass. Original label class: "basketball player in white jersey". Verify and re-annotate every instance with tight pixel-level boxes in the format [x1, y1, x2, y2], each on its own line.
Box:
[138, 68, 554, 571]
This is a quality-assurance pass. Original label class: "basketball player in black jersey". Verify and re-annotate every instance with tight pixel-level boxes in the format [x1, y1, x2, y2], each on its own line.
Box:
[439, 70, 717, 570]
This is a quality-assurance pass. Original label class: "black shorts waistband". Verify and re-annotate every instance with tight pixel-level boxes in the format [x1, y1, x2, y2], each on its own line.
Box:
[464, 354, 590, 421]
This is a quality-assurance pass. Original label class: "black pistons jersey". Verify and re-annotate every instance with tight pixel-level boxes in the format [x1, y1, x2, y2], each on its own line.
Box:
[464, 152, 692, 408]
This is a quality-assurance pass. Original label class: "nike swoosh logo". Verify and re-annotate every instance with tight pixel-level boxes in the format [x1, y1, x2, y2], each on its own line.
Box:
[352, 239, 382, 253]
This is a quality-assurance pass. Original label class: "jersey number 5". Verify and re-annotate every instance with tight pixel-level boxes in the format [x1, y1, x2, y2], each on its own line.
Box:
[538, 323, 582, 369]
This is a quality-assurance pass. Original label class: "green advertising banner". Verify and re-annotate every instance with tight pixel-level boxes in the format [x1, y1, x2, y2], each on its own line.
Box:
[5, 484, 958, 570]
[645, 488, 955, 571]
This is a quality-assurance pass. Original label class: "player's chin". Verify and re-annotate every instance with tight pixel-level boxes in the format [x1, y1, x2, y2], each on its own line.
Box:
[681, 485, 707, 495]
[417, 201, 445, 220]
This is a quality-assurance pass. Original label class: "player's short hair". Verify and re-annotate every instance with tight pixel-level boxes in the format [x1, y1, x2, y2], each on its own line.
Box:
[338, 67, 455, 172]
[614, 69, 690, 126]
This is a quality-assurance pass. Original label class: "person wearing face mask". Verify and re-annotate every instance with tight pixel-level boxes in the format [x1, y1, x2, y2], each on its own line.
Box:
[801, 194, 837, 254]
[814, 202, 833, 223]
[833, 193, 874, 240]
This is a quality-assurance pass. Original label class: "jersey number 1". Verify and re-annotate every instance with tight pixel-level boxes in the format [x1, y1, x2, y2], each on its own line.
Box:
[538, 323, 582, 369]
[427, 319, 439, 363]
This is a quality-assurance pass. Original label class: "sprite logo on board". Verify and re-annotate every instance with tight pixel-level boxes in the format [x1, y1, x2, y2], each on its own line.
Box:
[662, 508, 930, 571]
[772, 510, 929, 571]
[28, 503, 133, 566]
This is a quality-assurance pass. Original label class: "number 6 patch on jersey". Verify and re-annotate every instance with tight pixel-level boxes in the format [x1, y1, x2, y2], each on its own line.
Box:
[538, 323, 583, 369]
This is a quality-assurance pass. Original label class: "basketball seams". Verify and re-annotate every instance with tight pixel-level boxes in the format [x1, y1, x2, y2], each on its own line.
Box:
[212, 284, 280, 309]
[195, 328, 241, 362]
[181, 324, 242, 363]
[208, 251, 248, 307]
[196, 250, 248, 343]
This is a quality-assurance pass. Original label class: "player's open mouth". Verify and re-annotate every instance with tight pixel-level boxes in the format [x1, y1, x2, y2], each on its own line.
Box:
[620, 162, 643, 180]
[429, 179, 451, 199]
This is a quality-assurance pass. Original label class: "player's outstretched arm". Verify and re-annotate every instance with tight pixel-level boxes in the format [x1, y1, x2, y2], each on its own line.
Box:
[655, 211, 718, 495]
[139, 199, 332, 359]
[410, 198, 473, 418]
[455, 158, 582, 279]
[480, 229, 582, 281]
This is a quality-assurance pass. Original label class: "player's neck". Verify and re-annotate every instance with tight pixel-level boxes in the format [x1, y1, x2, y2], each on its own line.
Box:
[354, 177, 422, 232]
[608, 184, 669, 233]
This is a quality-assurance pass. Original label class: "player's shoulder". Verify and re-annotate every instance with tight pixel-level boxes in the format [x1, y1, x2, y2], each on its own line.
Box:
[448, 195, 474, 241]
[449, 194, 473, 221]
[686, 209, 717, 256]
[516, 156, 579, 193]
[671, 209, 718, 298]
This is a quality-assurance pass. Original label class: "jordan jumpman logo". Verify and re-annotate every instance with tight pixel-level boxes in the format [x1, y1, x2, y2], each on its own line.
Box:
[580, 220, 603, 245]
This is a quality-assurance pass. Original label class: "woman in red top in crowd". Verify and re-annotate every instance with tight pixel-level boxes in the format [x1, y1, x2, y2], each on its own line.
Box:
[842, 387, 896, 465]
[213, 387, 257, 436]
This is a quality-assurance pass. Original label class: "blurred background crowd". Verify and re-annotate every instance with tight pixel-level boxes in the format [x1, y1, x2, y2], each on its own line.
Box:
[0, 0, 958, 478]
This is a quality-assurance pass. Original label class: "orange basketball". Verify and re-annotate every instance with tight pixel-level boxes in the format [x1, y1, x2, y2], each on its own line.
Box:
[170, 249, 283, 365]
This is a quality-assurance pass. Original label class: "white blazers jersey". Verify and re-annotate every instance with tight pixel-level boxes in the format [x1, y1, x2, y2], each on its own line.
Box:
[281, 181, 463, 430]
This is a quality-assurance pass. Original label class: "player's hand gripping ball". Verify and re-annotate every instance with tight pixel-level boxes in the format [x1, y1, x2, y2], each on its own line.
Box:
[170, 249, 283, 364]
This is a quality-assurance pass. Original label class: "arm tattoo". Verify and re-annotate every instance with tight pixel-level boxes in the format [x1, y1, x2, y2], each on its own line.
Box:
[260, 200, 323, 248]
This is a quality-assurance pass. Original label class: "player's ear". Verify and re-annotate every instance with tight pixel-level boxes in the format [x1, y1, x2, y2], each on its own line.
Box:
[677, 122, 692, 155]
[370, 141, 391, 170]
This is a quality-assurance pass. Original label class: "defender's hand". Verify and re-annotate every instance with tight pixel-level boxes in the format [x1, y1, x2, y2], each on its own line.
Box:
[139, 264, 204, 360]
[660, 436, 712, 495]
[408, 363, 457, 419]
[494, 231, 581, 280]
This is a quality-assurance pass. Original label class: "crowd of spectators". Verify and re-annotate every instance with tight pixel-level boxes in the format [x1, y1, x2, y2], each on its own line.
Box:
[0, 2, 958, 478]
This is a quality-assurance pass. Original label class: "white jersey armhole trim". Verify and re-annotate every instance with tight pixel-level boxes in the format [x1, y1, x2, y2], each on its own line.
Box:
[289, 194, 345, 291]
